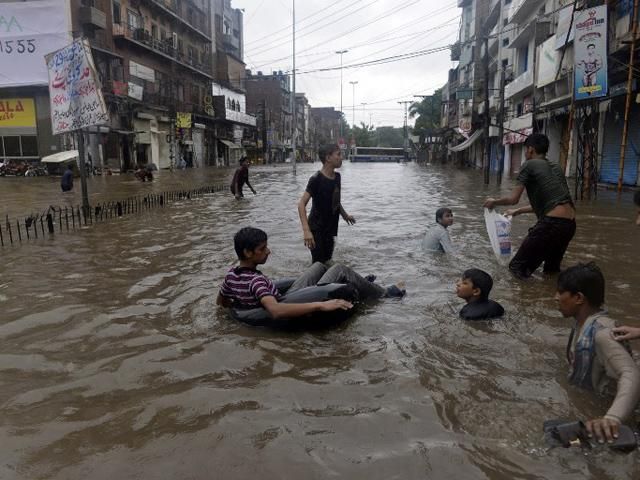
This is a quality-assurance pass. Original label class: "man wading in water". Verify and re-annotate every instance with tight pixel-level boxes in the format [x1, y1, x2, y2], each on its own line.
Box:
[484, 133, 576, 279]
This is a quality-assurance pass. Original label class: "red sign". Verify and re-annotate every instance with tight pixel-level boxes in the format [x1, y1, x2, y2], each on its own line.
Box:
[112, 81, 128, 96]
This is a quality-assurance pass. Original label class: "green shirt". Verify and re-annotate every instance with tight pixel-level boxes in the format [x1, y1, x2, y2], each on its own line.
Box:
[516, 158, 573, 219]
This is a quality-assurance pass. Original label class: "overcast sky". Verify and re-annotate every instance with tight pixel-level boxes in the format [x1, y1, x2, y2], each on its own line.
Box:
[233, 0, 461, 128]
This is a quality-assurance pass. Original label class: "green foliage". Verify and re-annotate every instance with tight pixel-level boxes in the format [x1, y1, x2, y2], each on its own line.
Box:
[375, 126, 405, 148]
[410, 89, 443, 142]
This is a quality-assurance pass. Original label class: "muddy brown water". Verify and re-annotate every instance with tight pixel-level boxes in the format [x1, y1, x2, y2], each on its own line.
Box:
[1, 163, 639, 479]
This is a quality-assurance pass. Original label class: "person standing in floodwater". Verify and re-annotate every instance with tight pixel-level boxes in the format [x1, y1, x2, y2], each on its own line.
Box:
[484, 133, 576, 279]
[230, 157, 256, 200]
[298, 144, 355, 264]
[60, 164, 74, 192]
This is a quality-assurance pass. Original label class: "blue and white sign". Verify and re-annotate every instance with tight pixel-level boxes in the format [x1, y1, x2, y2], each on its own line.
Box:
[574, 6, 608, 100]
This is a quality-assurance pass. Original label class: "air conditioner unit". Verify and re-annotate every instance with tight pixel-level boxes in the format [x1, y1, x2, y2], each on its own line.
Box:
[172, 32, 178, 50]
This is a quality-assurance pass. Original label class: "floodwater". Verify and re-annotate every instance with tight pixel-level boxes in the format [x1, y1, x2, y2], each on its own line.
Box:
[1, 163, 639, 479]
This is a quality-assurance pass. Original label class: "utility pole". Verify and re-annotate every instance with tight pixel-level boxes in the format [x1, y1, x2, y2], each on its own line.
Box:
[483, 36, 491, 185]
[349, 80, 358, 126]
[496, 67, 506, 185]
[398, 100, 412, 161]
[336, 49, 348, 138]
[291, 0, 297, 172]
[618, 0, 639, 192]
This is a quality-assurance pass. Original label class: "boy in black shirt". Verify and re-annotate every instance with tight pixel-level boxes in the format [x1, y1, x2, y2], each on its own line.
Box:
[456, 268, 504, 320]
[298, 144, 355, 263]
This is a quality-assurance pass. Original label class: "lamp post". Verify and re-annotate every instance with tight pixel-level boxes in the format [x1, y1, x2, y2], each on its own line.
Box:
[336, 49, 348, 138]
[291, 0, 296, 172]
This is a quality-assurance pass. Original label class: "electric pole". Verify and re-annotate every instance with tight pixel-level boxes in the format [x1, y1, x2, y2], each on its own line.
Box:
[496, 67, 506, 185]
[398, 100, 412, 161]
[349, 80, 358, 157]
[291, 0, 297, 172]
[483, 36, 491, 185]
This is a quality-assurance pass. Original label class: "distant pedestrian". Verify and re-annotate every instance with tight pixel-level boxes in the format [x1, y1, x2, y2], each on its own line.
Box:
[634, 190, 640, 226]
[297, 144, 355, 264]
[230, 157, 256, 200]
[61, 164, 74, 192]
[484, 133, 576, 279]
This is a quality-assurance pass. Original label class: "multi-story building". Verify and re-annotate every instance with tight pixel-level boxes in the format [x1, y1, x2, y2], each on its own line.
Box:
[245, 70, 292, 163]
[295, 93, 314, 162]
[0, 0, 217, 171]
[210, 0, 255, 166]
[309, 107, 342, 152]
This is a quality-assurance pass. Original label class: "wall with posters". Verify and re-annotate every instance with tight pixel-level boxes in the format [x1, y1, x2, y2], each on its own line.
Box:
[574, 6, 608, 101]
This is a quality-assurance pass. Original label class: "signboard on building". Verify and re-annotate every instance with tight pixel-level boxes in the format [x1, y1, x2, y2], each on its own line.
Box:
[129, 60, 155, 82]
[128, 81, 143, 100]
[555, 5, 576, 49]
[574, 6, 608, 101]
[46, 39, 109, 134]
[176, 112, 192, 128]
[0, 0, 71, 88]
[0, 98, 36, 127]
[112, 81, 128, 96]
[537, 36, 561, 87]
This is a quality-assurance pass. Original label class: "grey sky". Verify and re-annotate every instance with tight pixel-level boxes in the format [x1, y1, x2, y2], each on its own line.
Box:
[234, 0, 461, 128]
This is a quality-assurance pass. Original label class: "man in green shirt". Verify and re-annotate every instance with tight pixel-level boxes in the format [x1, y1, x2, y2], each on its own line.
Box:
[484, 133, 576, 278]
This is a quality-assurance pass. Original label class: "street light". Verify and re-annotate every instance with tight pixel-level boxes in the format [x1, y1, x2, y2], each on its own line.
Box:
[361, 102, 367, 127]
[336, 49, 348, 137]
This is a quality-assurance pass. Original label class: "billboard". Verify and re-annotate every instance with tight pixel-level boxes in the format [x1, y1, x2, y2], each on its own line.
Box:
[574, 6, 608, 100]
[0, 98, 36, 127]
[46, 39, 109, 134]
[0, 0, 71, 87]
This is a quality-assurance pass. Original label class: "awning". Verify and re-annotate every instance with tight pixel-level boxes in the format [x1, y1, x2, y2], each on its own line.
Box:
[219, 139, 243, 149]
[448, 130, 482, 152]
[41, 150, 79, 163]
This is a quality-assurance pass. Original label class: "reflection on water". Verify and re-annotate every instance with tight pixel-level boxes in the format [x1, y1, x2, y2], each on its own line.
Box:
[1, 164, 639, 479]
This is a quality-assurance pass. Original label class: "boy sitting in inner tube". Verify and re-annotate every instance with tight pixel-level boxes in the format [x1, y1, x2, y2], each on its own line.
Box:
[216, 227, 405, 320]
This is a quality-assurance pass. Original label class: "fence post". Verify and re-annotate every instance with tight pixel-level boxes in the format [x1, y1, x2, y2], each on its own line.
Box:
[71, 207, 76, 229]
[25, 218, 30, 240]
[47, 213, 54, 234]
[65, 207, 69, 231]
[6, 216, 13, 245]
[16, 219, 22, 243]
[0, 222, 3, 246]
[40, 215, 45, 236]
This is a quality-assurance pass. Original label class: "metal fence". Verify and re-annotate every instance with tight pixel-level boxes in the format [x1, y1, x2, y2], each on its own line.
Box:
[0, 183, 227, 248]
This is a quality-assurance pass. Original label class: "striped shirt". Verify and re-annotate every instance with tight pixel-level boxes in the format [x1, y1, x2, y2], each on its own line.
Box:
[219, 266, 281, 308]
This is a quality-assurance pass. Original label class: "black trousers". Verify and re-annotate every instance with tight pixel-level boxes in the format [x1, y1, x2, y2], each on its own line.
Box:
[509, 216, 576, 278]
[310, 231, 335, 264]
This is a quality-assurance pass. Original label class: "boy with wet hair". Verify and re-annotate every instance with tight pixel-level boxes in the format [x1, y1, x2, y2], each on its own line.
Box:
[217, 227, 404, 319]
[484, 133, 576, 279]
[298, 144, 355, 264]
[455, 268, 504, 320]
[421, 207, 455, 253]
[557, 262, 640, 444]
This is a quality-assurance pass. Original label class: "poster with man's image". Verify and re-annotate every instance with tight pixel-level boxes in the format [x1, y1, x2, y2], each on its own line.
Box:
[574, 6, 608, 100]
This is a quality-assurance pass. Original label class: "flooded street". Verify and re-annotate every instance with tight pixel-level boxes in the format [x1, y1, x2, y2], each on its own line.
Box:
[1, 163, 639, 479]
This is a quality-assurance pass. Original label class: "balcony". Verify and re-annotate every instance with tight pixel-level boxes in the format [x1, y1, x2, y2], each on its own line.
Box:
[113, 24, 213, 79]
[79, 6, 107, 30]
[485, 0, 500, 30]
[505, 68, 533, 99]
[143, 0, 211, 42]
[450, 42, 461, 62]
[508, 0, 541, 26]
[488, 22, 499, 55]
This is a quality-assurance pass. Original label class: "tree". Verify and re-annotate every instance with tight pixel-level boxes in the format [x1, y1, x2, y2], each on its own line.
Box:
[410, 88, 443, 143]
[352, 122, 374, 147]
[375, 126, 404, 148]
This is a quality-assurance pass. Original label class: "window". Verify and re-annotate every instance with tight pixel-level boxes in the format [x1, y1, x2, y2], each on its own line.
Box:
[127, 10, 141, 30]
[3, 136, 20, 156]
[21, 136, 38, 157]
[233, 29, 239, 39]
[151, 24, 158, 40]
[113, 1, 121, 23]
[502, 38, 509, 47]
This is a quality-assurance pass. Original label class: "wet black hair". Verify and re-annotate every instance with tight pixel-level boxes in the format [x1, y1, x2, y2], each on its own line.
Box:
[557, 262, 605, 308]
[318, 144, 340, 164]
[234, 227, 267, 260]
[462, 268, 493, 300]
[634, 190, 640, 206]
[239, 156, 248, 164]
[524, 133, 550, 155]
[587, 43, 596, 49]
[436, 207, 452, 224]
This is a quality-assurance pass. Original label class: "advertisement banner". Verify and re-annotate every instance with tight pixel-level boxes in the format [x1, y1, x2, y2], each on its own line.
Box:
[46, 39, 109, 134]
[537, 36, 561, 87]
[0, 98, 36, 127]
[127, 81, 143, 100]
[176, 112, 192, 128]
[0, 0, 71, 87]
[574, 6, 608, 101]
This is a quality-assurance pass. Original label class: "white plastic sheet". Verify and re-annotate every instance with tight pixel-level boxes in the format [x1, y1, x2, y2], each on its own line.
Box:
[484, 208, 512, 260]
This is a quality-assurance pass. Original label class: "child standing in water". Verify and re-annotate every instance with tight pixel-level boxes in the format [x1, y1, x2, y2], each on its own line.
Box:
[422, 207, 455, 254]
[455, 268, 504, 320]
[297, 144, 355, 264]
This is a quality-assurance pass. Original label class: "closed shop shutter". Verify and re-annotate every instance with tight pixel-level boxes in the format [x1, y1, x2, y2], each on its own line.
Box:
[600, 105, 640, 186]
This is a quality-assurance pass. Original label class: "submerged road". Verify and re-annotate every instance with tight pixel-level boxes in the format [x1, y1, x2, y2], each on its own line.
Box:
[1, 163, 639, 479]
